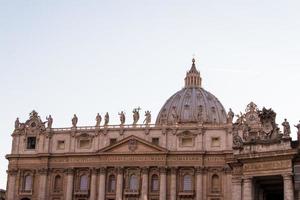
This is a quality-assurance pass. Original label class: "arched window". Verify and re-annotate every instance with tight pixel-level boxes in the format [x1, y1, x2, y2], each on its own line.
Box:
[129, 174, 138, 190]
[79, 174, 88, 191]
[212, 174, 220, 192]
[183, 174, 192, 191]
[54, 175, 62, 192]
[151, 174, 159, 192]
[24, 175, 33, 191]
[108, 175, 116, 192]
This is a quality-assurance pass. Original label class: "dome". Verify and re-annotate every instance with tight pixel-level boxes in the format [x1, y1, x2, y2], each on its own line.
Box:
[156, 59, 227, 125]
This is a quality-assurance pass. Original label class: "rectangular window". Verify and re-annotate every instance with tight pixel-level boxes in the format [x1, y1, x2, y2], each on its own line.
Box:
[152, 138, 159, 145]
[26, 137, 36, 149]
[181, 137, 193, 147]
[110, 138, 117, 145]
[211, 137, 220, 147]
[79, 139, 90, 149]
[57, 140, 65, 150]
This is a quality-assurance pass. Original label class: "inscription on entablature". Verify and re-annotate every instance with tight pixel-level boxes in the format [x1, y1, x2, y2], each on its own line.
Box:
[204, 156, 225, 165]
[50, 155, 166, 164]
[168, 155, 202, 162]
[168, 155, 202, 165]
[243, 160, 291, 172]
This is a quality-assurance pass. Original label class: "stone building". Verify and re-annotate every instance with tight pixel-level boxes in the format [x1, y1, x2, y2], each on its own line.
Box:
[5, 59, 300, 200]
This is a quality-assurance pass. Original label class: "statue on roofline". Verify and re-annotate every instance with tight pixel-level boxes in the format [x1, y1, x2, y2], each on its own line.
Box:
[144, 110, 151, 125]
[95, 113, 102, 127]
[14, 117, 20, 130]
[282, 118, 291, 137]
[119, 111, 126, 125]
[104, 112, 109, 126]
[227, 108, 234, 123]
[72, 114, 78, 127]
[132, 107, 141, 125]
[46, 115, 53, 129]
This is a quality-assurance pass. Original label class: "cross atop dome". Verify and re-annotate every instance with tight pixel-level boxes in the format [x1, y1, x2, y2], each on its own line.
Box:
[184, 58, 202, 88]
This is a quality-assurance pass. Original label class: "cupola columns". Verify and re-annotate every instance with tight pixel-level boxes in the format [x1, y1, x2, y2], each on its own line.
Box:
[184, 58, 202, 88]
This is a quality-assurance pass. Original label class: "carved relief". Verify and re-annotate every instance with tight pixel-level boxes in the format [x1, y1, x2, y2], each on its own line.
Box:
[128, 139, 137, 152]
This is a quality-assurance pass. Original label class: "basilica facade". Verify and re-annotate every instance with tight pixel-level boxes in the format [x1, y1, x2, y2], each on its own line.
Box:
[5, 59, 300, 200]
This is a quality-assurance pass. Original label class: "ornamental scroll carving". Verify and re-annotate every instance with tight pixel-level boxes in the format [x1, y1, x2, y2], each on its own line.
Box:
[14, 110, 46, 135]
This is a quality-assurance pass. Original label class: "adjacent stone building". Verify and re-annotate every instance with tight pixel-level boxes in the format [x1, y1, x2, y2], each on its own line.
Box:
[5, 59, 300, 200]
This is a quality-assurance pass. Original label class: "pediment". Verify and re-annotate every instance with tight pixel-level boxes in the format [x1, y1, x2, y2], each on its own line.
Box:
[98, 135, 168, 154]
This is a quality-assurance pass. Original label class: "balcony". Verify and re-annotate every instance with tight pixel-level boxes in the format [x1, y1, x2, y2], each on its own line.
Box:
[178, 190, 195, 197]
[74, 189, 89, 196]
[19, 189, 32, 195]
[124, 189, 139, 196]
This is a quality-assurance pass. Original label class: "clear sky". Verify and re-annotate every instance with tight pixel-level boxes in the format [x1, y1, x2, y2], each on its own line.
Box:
[0, 0, 300, 189]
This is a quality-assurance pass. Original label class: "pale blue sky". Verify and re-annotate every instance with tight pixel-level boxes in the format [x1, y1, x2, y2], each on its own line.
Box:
[0, 0, 300, 189]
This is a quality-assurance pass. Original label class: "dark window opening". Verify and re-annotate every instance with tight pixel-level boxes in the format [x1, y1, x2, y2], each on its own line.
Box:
[152, 138, 159, 145]
[110, 138, 117, 145]
[27, 137, 36, 149]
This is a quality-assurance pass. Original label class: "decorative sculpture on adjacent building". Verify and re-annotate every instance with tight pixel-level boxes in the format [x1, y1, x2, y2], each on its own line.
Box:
[104, 112, 109, 126]
[258, 107, 280, 140]
[119, 111, 126, 125]
[46, 115, 53, 129]
[227, 108, 234, 123]
[14, 117, 20, 130]
[295, 121, 300, 141]
[170, 106, 179, 125]
[232, 102, 284, 143]
[132, 107, 140, 125]
[232, 127, 243, 149]
[143, 111, 151, 124]
[72, 114, 78, 128]
[282, 118, 291, 137]
[95, 113, 102, 127]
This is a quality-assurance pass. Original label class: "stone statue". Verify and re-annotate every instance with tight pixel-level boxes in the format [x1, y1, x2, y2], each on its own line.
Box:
[170, 106, 178, 124]
[295, 121, 300, 141]
[46, 115, 53, 129]
[95, 113, 102, 127]
[282, 118, 291, 137]
[132, 107, 141, 125]
[14, 117, 20, 130]
[227, 108, 234, 123]
[235, 112, 245, 126]
[143, 110, 151, 124]
[72, 114, 78, 127]
[119, 111, 126, 125]
[104, 112, 109, 126]
[232, 127, 243, 149]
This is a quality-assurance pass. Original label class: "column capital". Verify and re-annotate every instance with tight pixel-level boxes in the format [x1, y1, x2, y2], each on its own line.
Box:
[99, 167, 106, 175]
[142, 167, 149, 174]
[170, 167, 177, 175]
[64, 168, 75, 175]
[232, 177, 242, 184]
[283, 173, 293, 180]
[7, 169, 18, 176]
[38, 168, 49, 175]
[116, 166, 124, 174]
[195, 166, 204, 174]
[91, 167, 98, 175]
[243, 176, 253, 183]
[159, 166, 167, 174]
